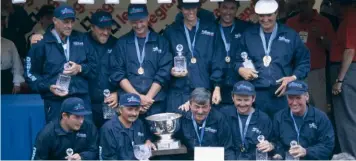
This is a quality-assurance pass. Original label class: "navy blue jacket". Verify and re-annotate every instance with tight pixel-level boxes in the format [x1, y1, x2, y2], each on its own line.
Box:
[24, 26, 97, 99]
[109, 30, 172, 101]
[177, 109, 235, 160]
[31, 120, 98, 160]
[235, 24, 310, 88]
[214, 19, 253, 104]
[272, 106, 335, 160]
[163, 19, 222, 91]
[220, 106, 273, 160]
[99, 116, 149, 160]
[85, 32, 118, 104]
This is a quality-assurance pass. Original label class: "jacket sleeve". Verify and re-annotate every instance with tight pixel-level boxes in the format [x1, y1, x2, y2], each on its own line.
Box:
[210, 29, 224, 87]
[219, 117, 236, 160]
[24, 43, 51, 92]
[31, 130, 51, 160]
[79, 41, 97, 80]
[109, 41, 127, 86]
[79, 123, 99, 160]
[154, 37, 173, 87]
[292, 33, 310, 80]
[305, 113, 335, 160]
[99, 127, 118, 160]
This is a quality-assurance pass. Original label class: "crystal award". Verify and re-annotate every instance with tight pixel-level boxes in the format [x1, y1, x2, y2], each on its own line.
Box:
[256, 135, 268, 161]
[133, 144, 152, 161]
[56, 63, 71, 94]
[102, 89, 116, 119]
[66, 148, 73, 161]
[285, 140, 299, 160]
[241, 52, 256, 70]
[174, 44, 187, 72]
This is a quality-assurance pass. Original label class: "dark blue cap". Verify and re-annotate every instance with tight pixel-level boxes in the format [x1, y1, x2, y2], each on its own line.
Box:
[285, 80, 308, 95]
[232, 81, 256, 96]
[127, 4, 149, 21]
[119, 93, 141, 107]
[178, 0, 201, 9]
[91, 11, 113, 28]
[54, 5, 75, 20]
[60, 97, 91, 116]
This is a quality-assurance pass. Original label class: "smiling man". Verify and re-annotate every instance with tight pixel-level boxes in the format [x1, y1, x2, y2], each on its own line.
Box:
[236, 0, 310, 117]
[272, 80, 334, 160]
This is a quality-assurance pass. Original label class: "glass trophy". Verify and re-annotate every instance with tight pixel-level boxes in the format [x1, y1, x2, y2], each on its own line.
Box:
[133, 144, 152, 161]
[256, 135, 268, 161]
[241, 52, 256, 70]
[66, 148, 73, 161]
[173, 44, 187, 72]
[285, 140, 299, 160]
[56, 63, 71, 94]
[102, 89, 116, 119]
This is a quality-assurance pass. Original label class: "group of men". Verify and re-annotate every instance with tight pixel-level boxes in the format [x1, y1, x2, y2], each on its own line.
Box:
[25, 0, 356, 159]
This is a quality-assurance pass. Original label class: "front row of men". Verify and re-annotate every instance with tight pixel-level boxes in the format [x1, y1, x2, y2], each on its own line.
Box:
[32, 80, 335, 160]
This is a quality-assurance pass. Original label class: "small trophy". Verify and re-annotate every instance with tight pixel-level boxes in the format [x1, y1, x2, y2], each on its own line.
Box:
[133, 144, 152, 161]
[256, 135, 268, 161]
[102, 89, 116, 119]
[173, 44, 187, 72]
[285, 140, 299, 160]
[56, 63, 71, 94]
[241, 52, 256, 70]
[66, 148, 74, 161]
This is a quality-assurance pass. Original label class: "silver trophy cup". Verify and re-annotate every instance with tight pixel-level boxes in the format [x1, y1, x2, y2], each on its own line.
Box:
[145, 113, 182, 150]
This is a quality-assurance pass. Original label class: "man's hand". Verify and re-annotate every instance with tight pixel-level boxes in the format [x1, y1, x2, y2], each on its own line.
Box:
[30, 34, 44, 44]
[140, 95, 154, 107]
[212, 87, 221, 105]
[104, 92, 118, 108]
[275, 76, 297, 97]
[12, 86, 21, 94]
[238, 67, 258, 80]
[63, 61, 82, 76]
[256, 140, 274, 153]
[65, 153, 81, 161]
[332, 82, 342, 95]
[289, 145, 307, 158]
[272, 154, 283, 160]
[50, 85, 68, 97]
[171, 67, 188, 77]
[178, 101, 190, 112]
[145, 140, 157, 151]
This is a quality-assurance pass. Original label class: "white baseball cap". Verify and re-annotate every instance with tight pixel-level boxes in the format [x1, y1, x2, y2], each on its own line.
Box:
[255, 0, 279, 14]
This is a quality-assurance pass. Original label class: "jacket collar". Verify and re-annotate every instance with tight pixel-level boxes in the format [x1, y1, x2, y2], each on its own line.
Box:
[44, 25, 80, 43]
[55, 119, 87, 136]
[249, 23, 289, 35]
[228, 107, 260, 125]
[126, 29, 159, 44]
[172, 18, 213, 33]
[185, 109, 218, 126]
[283, 105, 316, 122]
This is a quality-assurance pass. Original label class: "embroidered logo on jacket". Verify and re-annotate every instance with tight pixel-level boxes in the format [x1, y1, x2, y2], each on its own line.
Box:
[278, 36, 290, 43]
[235, 33, 241, 39]
[201, 30, 214, 36]
[138, 132, 145, 137]
[153, 47, 162, 53]
[252, 127, 261, 134]
[73, 41, 84, 46]
[205, 127, 217, 133]
[309, 123, 318, 129]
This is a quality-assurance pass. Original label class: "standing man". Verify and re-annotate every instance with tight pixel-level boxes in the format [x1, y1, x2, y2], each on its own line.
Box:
[177, 88, 235, 160]
[272, 81, 334, 160]
[86, 11, 118, 128]
[31, 97, 98, 160]
[214, 0, 252, 107]
[99, 93, 156, 160]
[286, 0, 335, 113]
[109, 4, 172, 117]
[220, 81, 274, 160]
[236, 0, 310, 117]
[24, 5, 96, 123]
[163, 0, 222, 113]
[331, 0, 356, 157]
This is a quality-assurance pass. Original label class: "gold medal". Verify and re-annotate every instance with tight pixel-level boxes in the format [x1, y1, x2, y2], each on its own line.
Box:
[191, 57, 197, 64]
[225, 56, 231, 63]
[263, 55, 272, 67]
[240, 144, 245, 152]
[138, 67, 144, 75]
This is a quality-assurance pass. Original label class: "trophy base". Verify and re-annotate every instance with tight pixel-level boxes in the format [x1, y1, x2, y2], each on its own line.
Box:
[156, 140, 180, 150]
[152, 144, 187, 156]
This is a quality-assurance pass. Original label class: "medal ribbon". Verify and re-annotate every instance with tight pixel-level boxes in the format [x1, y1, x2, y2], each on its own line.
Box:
[184, 20, 200, 59]
[134, 31, 150, 68]
[219, 23, 235, 57]
[259, 24, 278, 56]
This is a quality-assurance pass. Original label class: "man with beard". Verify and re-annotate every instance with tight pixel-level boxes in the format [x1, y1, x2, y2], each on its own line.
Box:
[109, 4, 172, 118]
[176, 88, 235, 160]
[213, 0, 252, 108]
[24, 5, 96, 123]
[220, 81, 274, 160]
[236, 0, 310, 117]
[272, 80, 334, 160]
[99, 93, 156, 160]
[31, 97, 98, 160]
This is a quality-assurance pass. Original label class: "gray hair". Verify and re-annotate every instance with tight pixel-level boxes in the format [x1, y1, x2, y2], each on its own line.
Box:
[189, 88, 211, 105]
[332, 153, 356, 160]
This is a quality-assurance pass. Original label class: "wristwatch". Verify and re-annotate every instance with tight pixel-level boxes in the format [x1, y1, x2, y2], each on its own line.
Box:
[336, 79, 344, 83]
